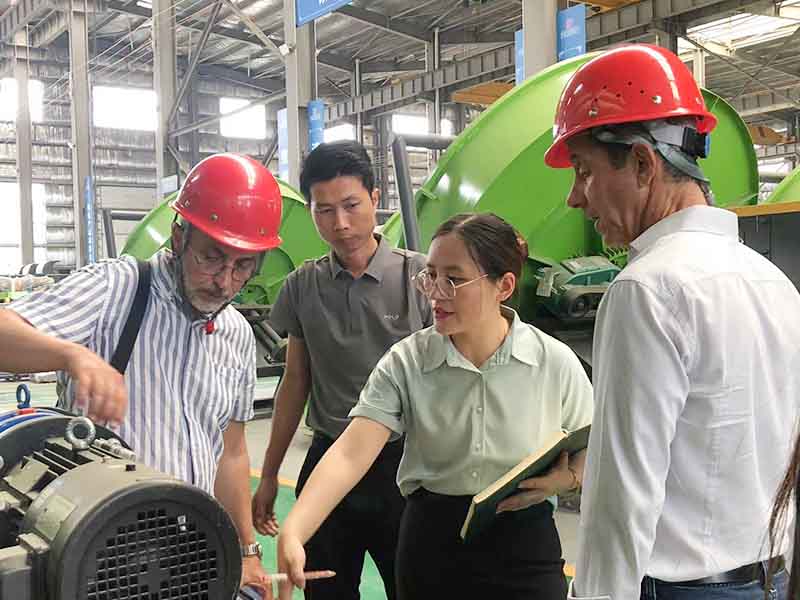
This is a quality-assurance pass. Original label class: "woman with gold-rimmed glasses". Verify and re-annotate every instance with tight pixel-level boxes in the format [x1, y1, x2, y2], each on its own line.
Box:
[276, 213, 593, 600]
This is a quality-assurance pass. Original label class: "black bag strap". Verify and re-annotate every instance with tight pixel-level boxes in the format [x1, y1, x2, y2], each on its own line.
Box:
[110, 260, 152, 375]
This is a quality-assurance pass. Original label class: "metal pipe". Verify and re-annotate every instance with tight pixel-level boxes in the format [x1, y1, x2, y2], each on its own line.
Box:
[102, 209, 117, 258]
[391, 135, 420, 251]
[168, 0, 225, 127]
[107, 210, 149, 221]
[759, 170, 788, 184]
[102, 209, 148, 258]
[260, 321, 283, 345]
[390, 132, 456, 252]
[394, 133, 455, 151]
[262, 135, 278, 167]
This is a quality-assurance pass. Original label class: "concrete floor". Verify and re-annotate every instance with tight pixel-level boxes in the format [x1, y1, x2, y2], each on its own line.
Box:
[0, 378, 581, 569]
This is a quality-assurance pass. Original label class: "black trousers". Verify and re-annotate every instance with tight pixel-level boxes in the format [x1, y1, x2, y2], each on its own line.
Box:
[396, 488, 567, 600]
[296, 433, 405, 600]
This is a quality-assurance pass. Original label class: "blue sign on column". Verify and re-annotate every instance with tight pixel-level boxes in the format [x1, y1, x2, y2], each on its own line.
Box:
[296, 0, 352, 27]
[277, 108, 289, 182]
[515, 29, 525, 86]
[308, 99, 325, 151]
[557, 4, 586, 62]
[84, 176, 96, 263]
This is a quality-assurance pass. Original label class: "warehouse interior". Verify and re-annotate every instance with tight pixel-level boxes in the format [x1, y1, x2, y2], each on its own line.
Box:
[1, 0, 800, 598]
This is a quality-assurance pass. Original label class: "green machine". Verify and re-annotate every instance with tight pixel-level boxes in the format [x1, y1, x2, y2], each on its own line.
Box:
[121, 178, 328, 305]
[764, 164, 800, 205]
[386, 53, 759, 324]
[123, 52, 759, 333]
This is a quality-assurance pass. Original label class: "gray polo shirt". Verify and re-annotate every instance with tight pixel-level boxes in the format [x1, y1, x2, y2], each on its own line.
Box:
[270, 235, 432, 439]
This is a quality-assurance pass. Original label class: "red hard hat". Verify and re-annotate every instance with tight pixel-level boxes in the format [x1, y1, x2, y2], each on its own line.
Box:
[171, 153, 282, 252]
[544, 44, 717, 168]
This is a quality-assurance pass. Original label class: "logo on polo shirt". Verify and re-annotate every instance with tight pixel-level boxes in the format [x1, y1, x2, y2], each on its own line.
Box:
[384, 314, 400, 321]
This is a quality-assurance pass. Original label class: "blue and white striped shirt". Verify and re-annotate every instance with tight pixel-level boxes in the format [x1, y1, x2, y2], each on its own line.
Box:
[9, 250, 256, 494]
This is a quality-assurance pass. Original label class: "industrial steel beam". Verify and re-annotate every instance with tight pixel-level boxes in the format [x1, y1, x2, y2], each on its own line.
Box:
[0, 0, 47, 44]
[168, 0, 224, 126]
[360, 60, 426, 73]
[756, 143, 800, 159]
[220, 0, 284, 62]
[732, 47, 800, 82]
[335, 4, 431, 43]
[28, 11, 68, 47]
[92, 10, 119, 32]
[106, 0, 419, 77]
[585, 0, 772, 49]
[426, 27, 442, 138]
[731, 88, 799, 117]
[107, 0, 356, 74]
[0, 0, 104, 44]
[326, 44, 515, 123]
[282, 0, 316, 188]
[692, 48, 705, 87]
[352, 58, 362, 143]
[152, 0, 180, 193]
[168, 91, 286, 138]
[683, 36, 800, 110]
[196, 64, 283, 93]
[438, 30, 516, 44]
[334, 4, 515, 45]
[68, 0, 93, 266]
[15, 29, 33, 264]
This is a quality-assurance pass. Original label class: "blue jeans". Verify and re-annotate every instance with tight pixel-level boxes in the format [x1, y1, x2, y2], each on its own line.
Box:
[640, 566, 788, 600]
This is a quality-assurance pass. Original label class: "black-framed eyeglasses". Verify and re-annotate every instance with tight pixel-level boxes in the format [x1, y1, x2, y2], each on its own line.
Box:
[412, 269, 488, 299]
[187, 246, 258, 282]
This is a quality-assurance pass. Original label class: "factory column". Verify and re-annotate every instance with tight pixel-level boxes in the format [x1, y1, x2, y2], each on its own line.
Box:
[522, 0, 558, 79]
[152, 0, 179, 201]
[68, 0, 94, 266]
[283, 0, 318, 188]
[15, 29, 34, 265]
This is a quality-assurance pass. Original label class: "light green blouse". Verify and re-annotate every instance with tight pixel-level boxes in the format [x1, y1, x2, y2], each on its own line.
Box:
[349, 307, 593, 497]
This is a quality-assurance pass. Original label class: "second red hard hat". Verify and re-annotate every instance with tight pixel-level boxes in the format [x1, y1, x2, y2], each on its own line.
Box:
[545, 44, 718, 168]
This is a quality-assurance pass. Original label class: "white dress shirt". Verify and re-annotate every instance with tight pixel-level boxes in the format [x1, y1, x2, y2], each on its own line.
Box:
[571, 206, 800, 600]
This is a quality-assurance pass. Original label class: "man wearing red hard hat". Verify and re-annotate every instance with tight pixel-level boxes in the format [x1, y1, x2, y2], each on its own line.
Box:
[546, 44, 800, 599]
[0, 153, 282, 594]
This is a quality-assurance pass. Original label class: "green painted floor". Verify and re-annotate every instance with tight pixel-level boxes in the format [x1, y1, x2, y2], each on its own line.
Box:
[250, 478, 387, 600]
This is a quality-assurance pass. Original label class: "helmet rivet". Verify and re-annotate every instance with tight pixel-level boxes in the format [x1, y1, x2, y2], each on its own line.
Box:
[259, 228, 266, 235]
[210, 213, 219, 222]
[652, 95, 662, 104]
[588, 107, 599, 118]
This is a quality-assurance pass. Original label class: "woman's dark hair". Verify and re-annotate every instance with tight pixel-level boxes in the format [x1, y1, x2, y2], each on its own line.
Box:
[300, 140, 375, 202]
[767, 433, 800, 597]
[432, 213, 528, 285]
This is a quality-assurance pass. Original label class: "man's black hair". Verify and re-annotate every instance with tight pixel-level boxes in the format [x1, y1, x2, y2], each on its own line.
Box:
[299, 140, 376, 202]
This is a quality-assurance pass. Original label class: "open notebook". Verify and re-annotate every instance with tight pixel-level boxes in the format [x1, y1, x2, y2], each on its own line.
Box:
[460, 425, 591, 543]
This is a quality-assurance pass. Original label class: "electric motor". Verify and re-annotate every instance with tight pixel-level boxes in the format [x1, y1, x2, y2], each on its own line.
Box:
[0, 406, 242, 600]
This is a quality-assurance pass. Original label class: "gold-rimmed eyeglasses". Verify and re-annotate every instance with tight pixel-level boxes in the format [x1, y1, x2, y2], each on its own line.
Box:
[412, 269, 488, 299]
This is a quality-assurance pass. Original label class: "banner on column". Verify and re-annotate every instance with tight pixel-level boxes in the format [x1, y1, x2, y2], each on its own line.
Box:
[308, 99, 325, 151]
[296, 0, 352, 27]
[515, 29, 525, 85]
[557, 4, 586, 62]
[84, 176, 97, 264]
[277, 108, 289, 181]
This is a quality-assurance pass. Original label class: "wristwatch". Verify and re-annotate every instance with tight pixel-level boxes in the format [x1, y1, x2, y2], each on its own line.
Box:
[241, 542, 263, 560]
